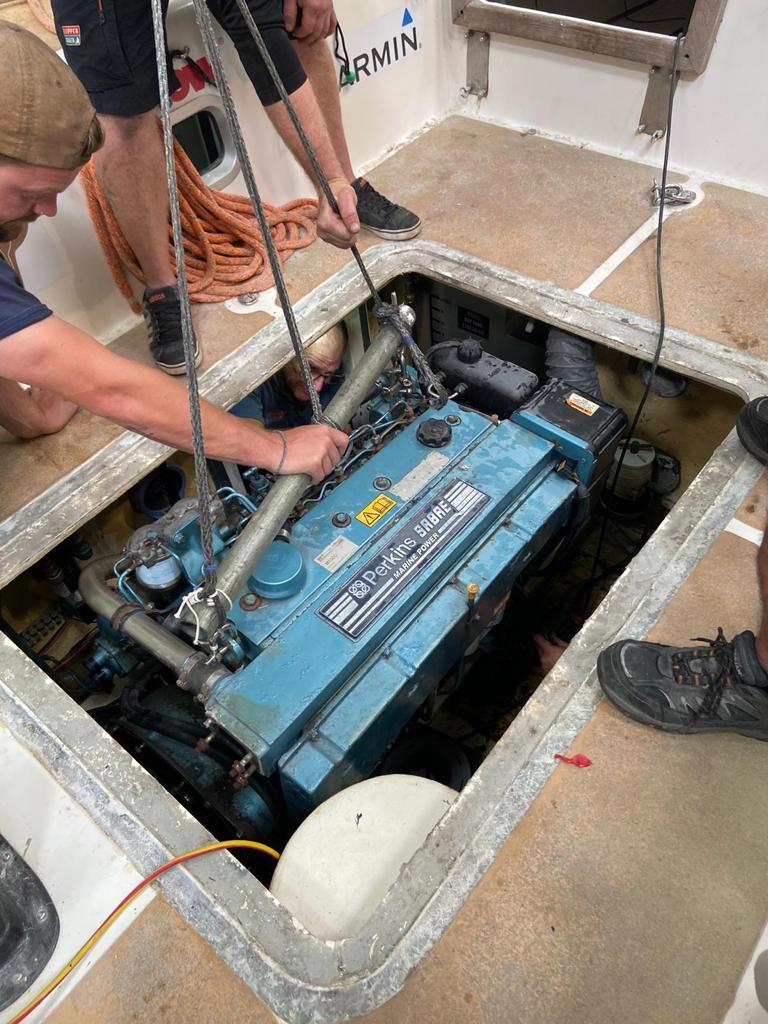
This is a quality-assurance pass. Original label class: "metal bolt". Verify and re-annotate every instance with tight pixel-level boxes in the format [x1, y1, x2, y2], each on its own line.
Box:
[239, 591, 261, 612]
[445, 414, 461, 426]
[332, 512, 351, 528]
[373, 476, 392, 491]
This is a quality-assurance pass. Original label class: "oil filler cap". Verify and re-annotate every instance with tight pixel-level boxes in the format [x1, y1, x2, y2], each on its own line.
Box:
[457, 339, 483, 364]
[249, 540, 306, 601]
[416, 418, 453, 448]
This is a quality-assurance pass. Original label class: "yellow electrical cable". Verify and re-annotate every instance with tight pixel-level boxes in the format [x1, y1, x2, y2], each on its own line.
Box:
[8, 839, 280, 1024]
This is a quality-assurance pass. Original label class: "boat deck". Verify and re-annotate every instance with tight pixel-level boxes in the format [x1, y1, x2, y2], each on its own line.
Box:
[7, 116, 768, 1023]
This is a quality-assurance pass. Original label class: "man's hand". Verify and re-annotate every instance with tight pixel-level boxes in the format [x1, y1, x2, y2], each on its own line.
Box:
[274, 423, 348, 483]
[284, 0, 337, 45]
[0, 379, 77, 439]
[317, 178, 360, 249]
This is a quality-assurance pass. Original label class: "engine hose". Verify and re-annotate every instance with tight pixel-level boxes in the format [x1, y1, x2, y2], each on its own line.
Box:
[120, 718, 286, 829]
[79, 557, 230, 694]
[120, 673, 242, 757]
[545, 329, 603, 400]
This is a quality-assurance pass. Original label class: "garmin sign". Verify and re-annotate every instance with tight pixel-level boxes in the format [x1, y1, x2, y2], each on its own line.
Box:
[347, 6, 423, 86]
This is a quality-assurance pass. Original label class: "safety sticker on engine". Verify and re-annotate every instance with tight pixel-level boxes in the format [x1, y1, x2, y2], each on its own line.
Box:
[319, 479, 490, 640]
[566, 392, 599, 417]
[355, 493, 397, 527]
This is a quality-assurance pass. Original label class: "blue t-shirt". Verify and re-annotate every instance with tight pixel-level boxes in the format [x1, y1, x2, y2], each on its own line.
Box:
[0, 254, 52, 340]
[231, 371, 344, 430]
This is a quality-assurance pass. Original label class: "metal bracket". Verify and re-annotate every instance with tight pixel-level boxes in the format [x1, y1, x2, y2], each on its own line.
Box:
[638, 65, 679, 140]
[460, 29, 490, 99]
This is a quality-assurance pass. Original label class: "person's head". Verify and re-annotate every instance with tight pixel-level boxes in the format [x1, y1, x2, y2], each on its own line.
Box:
[283, 324, 347, 403]
[0, 21, 103, 241]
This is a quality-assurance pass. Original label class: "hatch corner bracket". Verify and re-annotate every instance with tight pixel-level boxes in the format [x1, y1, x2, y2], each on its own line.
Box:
[461, 29, 490, 99]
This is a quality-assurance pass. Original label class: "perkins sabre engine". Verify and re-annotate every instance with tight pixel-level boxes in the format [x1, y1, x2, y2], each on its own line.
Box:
[81, 329, 626, 838]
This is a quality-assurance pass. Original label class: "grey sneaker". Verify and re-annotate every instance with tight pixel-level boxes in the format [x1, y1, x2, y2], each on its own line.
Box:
[597, 628, 768, 739]
[142, 284, 202, 375]
[352, 178, 421, 240]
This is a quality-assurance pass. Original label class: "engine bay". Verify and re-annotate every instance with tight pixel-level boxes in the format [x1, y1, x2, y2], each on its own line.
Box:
[1, 277, 742, 864]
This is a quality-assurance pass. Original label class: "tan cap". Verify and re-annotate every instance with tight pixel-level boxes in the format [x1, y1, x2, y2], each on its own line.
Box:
[0, 20, 99, 170]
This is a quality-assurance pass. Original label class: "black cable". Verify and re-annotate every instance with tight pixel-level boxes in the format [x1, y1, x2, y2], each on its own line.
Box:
[333, 23, 354, 88]
[581, 33, 682, 616]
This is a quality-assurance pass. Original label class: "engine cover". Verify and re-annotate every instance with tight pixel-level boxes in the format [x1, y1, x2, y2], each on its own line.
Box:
[205, 401, 580, 820]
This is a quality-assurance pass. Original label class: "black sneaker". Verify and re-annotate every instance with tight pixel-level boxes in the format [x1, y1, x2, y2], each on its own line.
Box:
[737, 397, 768, 464]
[597, 628, 768, 739]
[351, 178, 421, 241]
[142, 284, 202, 376]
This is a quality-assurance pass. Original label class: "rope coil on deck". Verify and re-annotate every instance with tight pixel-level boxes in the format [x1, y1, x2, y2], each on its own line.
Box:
[80, 135, 319, 313]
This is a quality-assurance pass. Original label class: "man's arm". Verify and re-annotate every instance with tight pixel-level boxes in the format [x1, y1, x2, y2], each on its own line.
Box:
[0, 317, 348, 483]
[0, 378, 77, 438]
[265, 81, 359, 248]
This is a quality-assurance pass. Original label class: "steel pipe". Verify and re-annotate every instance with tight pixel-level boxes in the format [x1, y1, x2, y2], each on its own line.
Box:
[79, 556, 228, 692]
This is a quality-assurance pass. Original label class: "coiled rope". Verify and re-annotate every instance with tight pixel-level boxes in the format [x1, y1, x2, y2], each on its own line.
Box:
[80, 137, 318, 314]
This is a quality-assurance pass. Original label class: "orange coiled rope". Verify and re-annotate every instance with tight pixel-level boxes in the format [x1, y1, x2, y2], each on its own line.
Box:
[80, 136, 319, 312]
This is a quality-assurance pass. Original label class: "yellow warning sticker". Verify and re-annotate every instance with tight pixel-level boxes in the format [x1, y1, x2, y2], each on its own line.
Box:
[566, 392, 599, 417]
[355, 494, 397, 528]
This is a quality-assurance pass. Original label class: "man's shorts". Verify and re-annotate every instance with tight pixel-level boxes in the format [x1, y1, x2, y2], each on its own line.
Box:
[51, 0, 307, 116]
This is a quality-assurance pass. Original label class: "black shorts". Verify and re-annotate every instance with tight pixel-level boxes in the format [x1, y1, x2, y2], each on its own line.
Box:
[51, 0, 307, 116]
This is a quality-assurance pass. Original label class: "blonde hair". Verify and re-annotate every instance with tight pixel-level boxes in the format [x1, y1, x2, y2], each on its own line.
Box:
[285, 323, 346, 379]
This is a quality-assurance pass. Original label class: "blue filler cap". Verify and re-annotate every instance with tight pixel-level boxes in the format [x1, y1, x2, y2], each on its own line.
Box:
[249, 541, 306, 601]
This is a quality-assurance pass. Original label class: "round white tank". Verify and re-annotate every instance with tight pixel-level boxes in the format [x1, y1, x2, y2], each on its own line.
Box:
[270, 775, 457, 941]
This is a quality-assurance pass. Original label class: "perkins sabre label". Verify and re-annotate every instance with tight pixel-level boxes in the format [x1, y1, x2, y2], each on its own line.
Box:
[319, 479, 490, 640]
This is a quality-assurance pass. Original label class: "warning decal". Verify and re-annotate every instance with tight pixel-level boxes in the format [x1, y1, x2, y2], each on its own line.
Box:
[566, 392, 599, 417]
[319, 479, 490, 640]
[355, 494, 397, 528]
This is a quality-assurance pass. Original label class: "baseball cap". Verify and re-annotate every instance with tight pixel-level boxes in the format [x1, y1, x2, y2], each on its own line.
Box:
[0, 19, 100, 170]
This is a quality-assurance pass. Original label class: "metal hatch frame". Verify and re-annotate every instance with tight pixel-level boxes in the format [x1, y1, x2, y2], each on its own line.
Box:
[451, 0, 729, 74]
[0, 242, 764, 1023]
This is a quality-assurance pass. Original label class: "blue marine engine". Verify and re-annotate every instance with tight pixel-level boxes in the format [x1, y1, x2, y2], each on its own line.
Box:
[90, 353, 625, 838]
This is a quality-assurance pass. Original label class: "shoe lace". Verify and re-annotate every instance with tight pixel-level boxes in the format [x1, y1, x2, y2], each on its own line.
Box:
[145, 296, 182, 349]
[357, 181, 397, 216]
[677, 627, 737, 729]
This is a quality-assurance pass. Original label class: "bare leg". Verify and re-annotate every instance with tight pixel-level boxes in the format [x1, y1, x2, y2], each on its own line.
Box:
[291, 38, 355, 181]
[94, 111, 174, 289]
[263, 79, 346, 186]
[755, 526, 768, 672]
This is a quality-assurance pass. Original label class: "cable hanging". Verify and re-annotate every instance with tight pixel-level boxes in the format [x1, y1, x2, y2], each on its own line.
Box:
[582, 33, 683, 615]
[150, 0, 220, 607]
[227, 0, 448, 404]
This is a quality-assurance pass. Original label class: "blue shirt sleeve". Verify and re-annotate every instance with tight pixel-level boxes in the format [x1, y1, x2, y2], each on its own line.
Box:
[0, 257, 52, 341]
[231, 383, 267, 422]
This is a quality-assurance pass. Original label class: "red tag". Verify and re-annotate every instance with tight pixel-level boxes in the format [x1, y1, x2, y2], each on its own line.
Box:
[554, 753, 592, 768]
